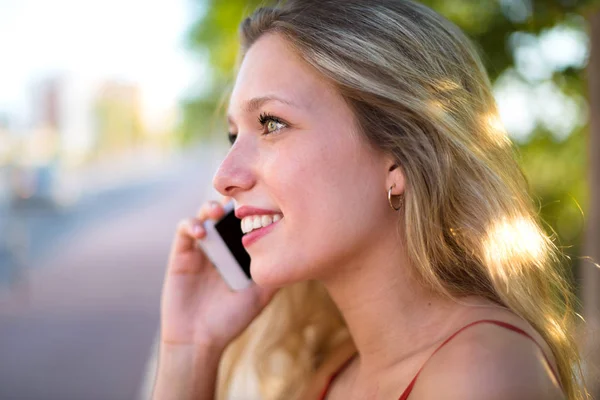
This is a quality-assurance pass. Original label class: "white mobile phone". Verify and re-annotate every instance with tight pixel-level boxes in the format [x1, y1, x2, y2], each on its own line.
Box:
[196, 201, 253, 291]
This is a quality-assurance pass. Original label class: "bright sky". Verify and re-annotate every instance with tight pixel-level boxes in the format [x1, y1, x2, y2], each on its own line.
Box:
[0, 0, 202, 125]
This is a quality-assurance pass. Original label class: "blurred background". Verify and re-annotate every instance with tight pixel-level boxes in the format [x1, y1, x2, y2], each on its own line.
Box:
[0, 0, 599, 399]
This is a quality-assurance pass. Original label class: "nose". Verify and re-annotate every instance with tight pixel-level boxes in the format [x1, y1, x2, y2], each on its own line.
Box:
[212, 141, 256, 197]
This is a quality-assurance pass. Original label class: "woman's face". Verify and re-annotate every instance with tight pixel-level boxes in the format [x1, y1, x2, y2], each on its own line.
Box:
[214, 33, 393, 286]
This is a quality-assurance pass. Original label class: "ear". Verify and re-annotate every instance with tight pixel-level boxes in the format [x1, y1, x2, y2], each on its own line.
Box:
[385, 160, 405, 196]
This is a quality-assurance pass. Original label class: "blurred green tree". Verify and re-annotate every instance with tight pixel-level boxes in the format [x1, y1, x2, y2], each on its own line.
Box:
[178, 0, 265, 144]
[582, 8, 600, 397]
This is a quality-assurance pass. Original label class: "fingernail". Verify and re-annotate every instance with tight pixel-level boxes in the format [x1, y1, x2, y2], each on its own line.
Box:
[210, 202, 219, 209]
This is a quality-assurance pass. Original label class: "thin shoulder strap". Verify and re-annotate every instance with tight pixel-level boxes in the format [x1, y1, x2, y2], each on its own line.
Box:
[398, 319, 561, 400]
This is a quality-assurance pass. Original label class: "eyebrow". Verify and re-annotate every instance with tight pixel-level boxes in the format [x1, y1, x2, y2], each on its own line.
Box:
[227, 95, 299, 124]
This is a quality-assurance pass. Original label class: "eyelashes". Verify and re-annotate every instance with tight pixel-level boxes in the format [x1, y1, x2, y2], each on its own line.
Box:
[227, 112, 288, 145]
[258, 112, 283, 127]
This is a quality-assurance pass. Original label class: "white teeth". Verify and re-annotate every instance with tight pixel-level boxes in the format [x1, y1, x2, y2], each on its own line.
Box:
[261, 215, 273, 226]
[241, 214, 283, 234]
[242, 218, 251, 233]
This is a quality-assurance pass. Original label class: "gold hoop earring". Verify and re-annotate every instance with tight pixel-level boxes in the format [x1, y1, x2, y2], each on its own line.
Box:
[388, 184, 403, 211]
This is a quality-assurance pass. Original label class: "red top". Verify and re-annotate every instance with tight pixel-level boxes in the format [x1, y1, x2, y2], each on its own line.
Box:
[318, 319, 561, 400]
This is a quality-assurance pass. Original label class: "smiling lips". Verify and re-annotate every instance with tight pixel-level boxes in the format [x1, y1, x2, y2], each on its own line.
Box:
[240, 215, 282, 247]
[241, 214, 283, 234]
[235, 206, 283, 233]
[235, 206, 284, 244]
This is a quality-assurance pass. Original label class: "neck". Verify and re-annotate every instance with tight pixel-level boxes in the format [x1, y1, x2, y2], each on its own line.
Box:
[320, 229, 463, 377]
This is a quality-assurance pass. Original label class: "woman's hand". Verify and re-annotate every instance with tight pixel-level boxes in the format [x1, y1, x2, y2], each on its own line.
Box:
[159, 197, 278, 353]
[153, 198, 278, 399]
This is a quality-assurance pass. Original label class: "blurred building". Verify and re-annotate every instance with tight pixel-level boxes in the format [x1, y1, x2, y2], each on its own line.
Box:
[30, 75, 95, 166]
[92, 81, 144, 157]
[27, 75, 153, 166]
[6, 75, 148, 206]
[4, 73, 178, 207]
[0, 113, 11, 166]
[0, 113, 11, 205]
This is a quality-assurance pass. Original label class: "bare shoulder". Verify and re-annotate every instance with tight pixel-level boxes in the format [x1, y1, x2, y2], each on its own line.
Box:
[408, 320, 564, 400]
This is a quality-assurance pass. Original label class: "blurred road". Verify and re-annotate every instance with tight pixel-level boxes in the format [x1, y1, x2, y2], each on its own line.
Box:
[0, 143, 226, 400]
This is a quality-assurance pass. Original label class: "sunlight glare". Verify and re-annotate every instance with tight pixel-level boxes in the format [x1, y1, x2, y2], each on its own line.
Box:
[483, 216, 545, 271]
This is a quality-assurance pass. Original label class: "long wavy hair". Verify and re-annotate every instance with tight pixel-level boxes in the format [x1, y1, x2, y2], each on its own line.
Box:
[215, 1, 586, 399]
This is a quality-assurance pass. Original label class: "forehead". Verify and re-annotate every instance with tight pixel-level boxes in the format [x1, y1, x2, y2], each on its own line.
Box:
[228, 33, 332, 113]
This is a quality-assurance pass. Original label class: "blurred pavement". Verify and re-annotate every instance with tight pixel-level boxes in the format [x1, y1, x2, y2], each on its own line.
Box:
[0, 142, 226, 400]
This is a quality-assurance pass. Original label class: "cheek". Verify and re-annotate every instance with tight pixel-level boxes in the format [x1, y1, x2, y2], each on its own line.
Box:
[264, 138, 381, 256]
[250, 143, 346, 280]
[265, 132, 382, 223]
[262, 138, 343, 214]
[250, 128, 386, 285]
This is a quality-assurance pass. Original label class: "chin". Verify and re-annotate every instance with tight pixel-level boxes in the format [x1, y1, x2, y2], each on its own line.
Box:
[249, 259, 310, 288]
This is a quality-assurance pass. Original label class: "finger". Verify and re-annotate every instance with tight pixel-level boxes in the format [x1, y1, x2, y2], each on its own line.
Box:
[196, 201, 215, 220]
[171, 218, 205, 255]
[197, 200, 226, 221]
[220, 195, 232, 206]
[208, 201, 227, 220]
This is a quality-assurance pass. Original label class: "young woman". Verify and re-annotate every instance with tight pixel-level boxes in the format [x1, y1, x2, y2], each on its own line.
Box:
[152, 0, 586, 399]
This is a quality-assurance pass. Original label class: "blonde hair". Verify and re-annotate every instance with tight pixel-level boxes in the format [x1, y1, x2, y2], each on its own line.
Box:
[216, 0, 586, 399]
